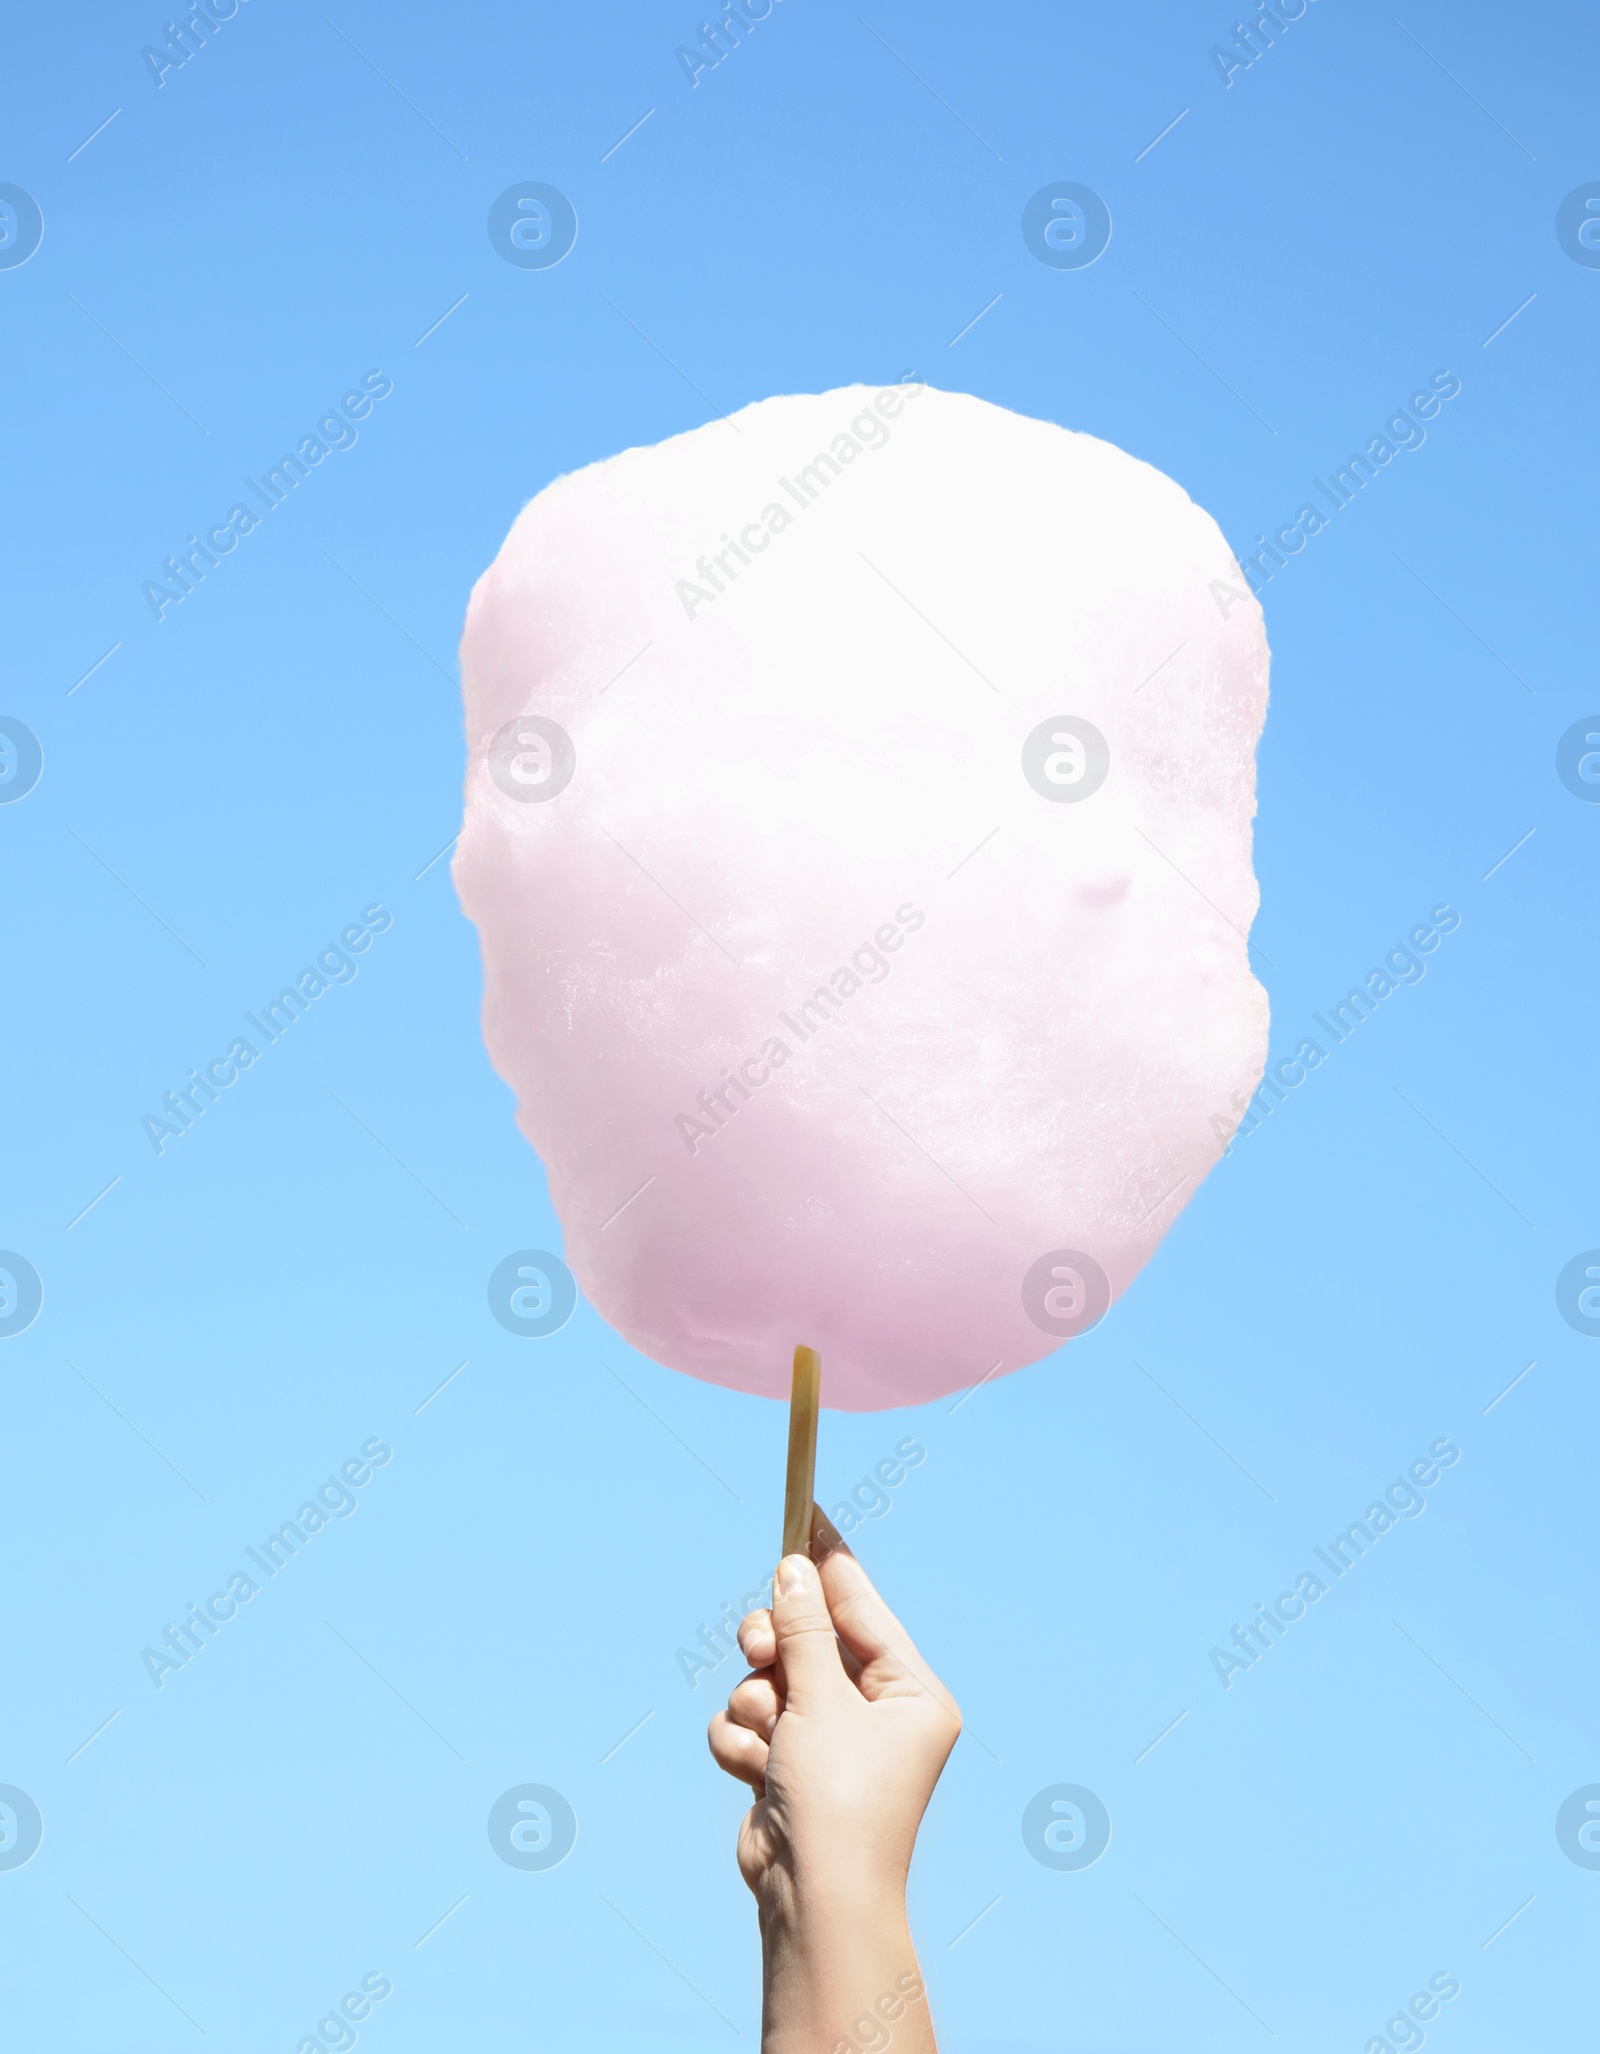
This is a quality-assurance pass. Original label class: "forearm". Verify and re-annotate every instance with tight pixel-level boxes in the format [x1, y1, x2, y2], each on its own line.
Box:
[759, 1884, 935, 2054]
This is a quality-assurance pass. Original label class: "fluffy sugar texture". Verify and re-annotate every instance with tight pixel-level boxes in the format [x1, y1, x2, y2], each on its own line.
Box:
[454, 383, 1268, 1410]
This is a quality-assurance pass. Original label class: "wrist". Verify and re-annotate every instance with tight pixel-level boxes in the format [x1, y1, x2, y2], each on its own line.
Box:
[758, 1882, 911, 1970]
[757, 1855, 908, 1939]
[758, 1882, 923, 2054]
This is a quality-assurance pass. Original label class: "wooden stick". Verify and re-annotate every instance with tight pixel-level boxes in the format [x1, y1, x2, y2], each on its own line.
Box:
[782, 1345, 821, 1559]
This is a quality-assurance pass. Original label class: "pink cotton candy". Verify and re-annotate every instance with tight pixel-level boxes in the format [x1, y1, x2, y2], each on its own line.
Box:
[453, 383, 1268, 1410]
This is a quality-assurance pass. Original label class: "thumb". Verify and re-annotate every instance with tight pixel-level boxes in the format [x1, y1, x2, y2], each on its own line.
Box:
[770, 1551, 847, 1708]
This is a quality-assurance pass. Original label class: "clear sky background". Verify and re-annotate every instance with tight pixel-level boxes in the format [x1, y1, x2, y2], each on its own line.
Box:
[3, 3, 1598, 2050]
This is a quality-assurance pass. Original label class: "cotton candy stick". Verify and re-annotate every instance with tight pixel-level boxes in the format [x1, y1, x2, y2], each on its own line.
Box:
[782, 1346, 821, 1559]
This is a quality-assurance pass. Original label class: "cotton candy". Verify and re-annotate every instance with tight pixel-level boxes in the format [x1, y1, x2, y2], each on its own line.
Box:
[454, 383, 1268, 1410]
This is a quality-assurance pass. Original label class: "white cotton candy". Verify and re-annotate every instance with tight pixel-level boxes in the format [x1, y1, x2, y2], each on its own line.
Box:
[454, 383, 1268, 1409]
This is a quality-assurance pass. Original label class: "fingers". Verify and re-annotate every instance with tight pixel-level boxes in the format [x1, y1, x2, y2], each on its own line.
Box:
[814, 1534, 915, 1667]
[707, 1709, 769, 1791]
[769, 1550, 850, 1708]
[737, 1608, 775, 1670]
[735, 1502, 840, 1664]
[809, 1501, 846, 1561]
[816, 1533, 955, 1716]
[725, 1670, 782, 1741]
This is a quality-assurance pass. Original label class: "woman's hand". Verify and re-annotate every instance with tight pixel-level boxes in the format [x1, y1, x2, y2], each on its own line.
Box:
[707, 1511, 958, 2053]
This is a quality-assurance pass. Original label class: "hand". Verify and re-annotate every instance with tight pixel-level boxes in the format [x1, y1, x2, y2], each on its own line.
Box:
[708, 1509, 961, 1922]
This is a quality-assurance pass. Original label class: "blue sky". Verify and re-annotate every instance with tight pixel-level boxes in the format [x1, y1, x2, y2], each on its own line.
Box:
[2, 3, 1597, 2049]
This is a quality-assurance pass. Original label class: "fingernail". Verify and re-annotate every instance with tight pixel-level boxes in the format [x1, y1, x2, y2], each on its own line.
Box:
[774, 1552, 815, 1599]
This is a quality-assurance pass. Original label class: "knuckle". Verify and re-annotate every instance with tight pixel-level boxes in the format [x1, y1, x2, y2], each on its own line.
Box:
[781, 1617, 836, 1641]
